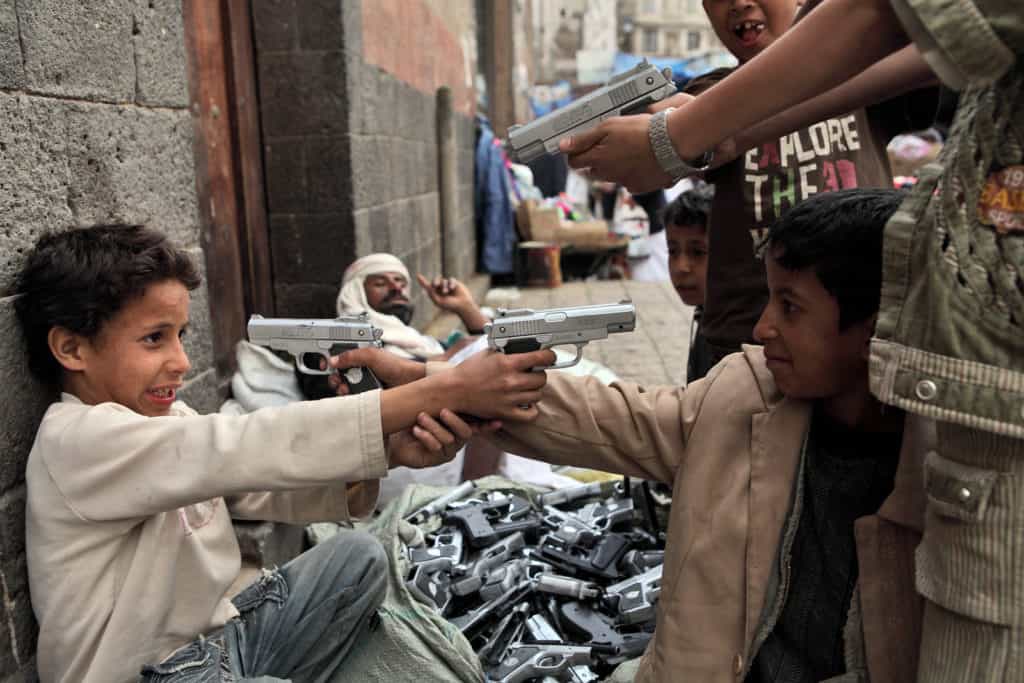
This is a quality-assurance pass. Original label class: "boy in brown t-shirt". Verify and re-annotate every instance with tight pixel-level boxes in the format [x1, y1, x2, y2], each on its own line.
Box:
[686, 0, 937, 379]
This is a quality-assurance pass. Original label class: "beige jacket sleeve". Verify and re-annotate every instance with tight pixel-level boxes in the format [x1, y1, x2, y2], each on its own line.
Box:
[40, 392, 387, 522]
[226, 480, 379, 524]
[490, 364, 724, 484]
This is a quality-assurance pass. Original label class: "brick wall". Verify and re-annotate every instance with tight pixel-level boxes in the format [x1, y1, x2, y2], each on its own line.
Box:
[253, 0, 479, 329]
[0, 1, 210, 677]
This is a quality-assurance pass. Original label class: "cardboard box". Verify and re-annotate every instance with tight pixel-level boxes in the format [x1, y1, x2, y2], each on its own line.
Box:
[515, 200, 561, 242]
[557, 219, 613, 247]
[515, 200, 615, 247]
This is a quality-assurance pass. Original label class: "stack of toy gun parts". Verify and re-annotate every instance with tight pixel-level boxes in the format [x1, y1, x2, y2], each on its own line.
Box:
[402, 478, 668, 682]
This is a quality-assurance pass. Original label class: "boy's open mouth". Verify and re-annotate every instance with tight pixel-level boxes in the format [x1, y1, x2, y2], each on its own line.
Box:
[148, 387, 176, 400]
[732, 20, 765, 46]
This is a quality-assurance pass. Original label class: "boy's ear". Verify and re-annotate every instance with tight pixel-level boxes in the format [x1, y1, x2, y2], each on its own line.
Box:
[47, 326, 89, 372]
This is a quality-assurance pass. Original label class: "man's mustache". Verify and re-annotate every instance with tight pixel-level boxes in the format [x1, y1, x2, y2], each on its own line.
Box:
[382, 291, 409, 304]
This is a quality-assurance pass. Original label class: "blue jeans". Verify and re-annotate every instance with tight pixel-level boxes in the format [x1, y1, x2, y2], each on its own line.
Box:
[140, 530, 387, 682]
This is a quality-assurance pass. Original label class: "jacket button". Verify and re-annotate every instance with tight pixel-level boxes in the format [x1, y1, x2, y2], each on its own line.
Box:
[915, 379, 938, 401]
[734, 653, 744, 675]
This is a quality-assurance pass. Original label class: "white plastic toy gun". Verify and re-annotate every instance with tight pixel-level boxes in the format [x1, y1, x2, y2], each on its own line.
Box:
[484, 301, 636, 370]
[247, 313, 383, 393]
[506, 60, 676, 164]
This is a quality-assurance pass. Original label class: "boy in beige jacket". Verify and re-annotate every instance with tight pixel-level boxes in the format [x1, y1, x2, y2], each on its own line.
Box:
[13, 225, 554, 683]
[334, 188, 928, 682]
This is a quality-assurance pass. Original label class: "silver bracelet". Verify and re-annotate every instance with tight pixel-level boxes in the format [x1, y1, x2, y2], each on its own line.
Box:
[648, 107, 713, 181]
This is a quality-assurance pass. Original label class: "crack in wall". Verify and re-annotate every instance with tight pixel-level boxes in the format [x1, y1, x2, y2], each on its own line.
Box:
[13, 0, 26, 84]
[0, 568, 21, 667]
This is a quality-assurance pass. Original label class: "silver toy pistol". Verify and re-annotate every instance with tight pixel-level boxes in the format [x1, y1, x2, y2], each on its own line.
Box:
[484, 301, 637, 369]
[247, 313, 383, 393]
[506, 59, 676, 164]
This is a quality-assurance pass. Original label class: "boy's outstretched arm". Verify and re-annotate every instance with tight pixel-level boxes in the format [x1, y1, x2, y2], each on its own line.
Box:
[487, 368, 723, 485]
[561, 0, 909, 191]
[652, 45, 937, 169]
[329, 345, 553, 431]
[378, 349, 554, 433]
[731, 45, 937, 161]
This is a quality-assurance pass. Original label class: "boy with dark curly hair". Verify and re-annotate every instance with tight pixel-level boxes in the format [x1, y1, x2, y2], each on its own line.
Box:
[14, 224, 553, 683]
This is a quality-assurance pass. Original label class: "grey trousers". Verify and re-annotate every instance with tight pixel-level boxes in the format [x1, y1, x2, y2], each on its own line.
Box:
[140, 529, 388, 682]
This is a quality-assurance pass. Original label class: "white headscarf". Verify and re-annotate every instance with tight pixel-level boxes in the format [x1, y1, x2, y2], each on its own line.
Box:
[336, 253, 445, 359]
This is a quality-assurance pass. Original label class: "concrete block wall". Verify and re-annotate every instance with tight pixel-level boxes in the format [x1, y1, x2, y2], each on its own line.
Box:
[253, 0, 479, 330]
[0, 1, 210, 677]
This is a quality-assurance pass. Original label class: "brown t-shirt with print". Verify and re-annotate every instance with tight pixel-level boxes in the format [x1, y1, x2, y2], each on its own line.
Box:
[700, 93, 936, 348]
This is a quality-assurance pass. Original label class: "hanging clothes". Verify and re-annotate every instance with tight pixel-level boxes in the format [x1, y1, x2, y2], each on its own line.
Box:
[474, 115, 516, 274]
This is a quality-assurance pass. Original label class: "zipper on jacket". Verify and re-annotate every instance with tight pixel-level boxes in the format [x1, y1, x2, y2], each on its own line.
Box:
[740, 431, 809, 679]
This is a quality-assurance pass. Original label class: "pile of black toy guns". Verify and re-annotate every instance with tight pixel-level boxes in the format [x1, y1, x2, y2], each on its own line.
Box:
[402, 478, 668, 683]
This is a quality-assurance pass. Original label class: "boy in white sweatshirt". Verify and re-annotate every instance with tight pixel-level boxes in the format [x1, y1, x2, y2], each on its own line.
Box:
[13, 224, 554, 683]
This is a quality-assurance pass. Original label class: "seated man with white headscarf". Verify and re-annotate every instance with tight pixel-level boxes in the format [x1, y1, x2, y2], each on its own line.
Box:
[334, 253, 584, 494]
[336, 253, 490, 361]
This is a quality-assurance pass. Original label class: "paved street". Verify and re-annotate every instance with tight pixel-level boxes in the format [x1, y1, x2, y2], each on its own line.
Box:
[428, 279, 695, 387]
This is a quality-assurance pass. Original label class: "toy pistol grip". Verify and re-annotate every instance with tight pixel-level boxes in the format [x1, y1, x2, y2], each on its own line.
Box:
[342, 366, 381, 394]
[327, 342, 382, 393]
[620, 92, 665, 117]
[499, 338, 582, 371]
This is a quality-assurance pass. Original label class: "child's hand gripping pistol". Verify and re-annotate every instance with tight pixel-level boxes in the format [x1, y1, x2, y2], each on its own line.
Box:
[484, 301, 637, 370]
[506, 59, 676, 164]
[247, 313, 383, 393]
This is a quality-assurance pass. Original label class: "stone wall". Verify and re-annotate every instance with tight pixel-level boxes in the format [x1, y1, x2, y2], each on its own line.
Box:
[0, 1, 208, 677]
[253, 0, 479, 329]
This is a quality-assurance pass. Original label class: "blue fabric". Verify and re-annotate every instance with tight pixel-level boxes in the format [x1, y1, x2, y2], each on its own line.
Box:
[475, 117, 516, 274]
[612, 53, 738, 87]
[139, 531, 387, 682]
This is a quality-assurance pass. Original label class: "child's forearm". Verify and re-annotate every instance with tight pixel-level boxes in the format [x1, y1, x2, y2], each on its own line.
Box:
[378, 373, 451, 434]
[668, 0, 910, 160]
[733, 45, 937, 155]
[458, 306, 491, 335]
[376, 348, 551, 433]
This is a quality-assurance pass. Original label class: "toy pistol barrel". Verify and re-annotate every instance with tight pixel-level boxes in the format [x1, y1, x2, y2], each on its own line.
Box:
[538, 481, 616, 507]
[506, 59, 676, 164]
[405, 480, 477, 524]
[484, 301, 636, 369]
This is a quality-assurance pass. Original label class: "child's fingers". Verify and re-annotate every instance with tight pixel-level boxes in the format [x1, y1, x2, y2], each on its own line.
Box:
[508, 404, 539, 422]
[437, 409, 475, 441]
[506, 349, 557, 373]
[510, 389, 544, 407]
[648, 92, 693, 114]
[559, 125, 607, 161]
[416, 412, 457, 446]
[411, 425, 443, 452]
[473, 419, 503, 435]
